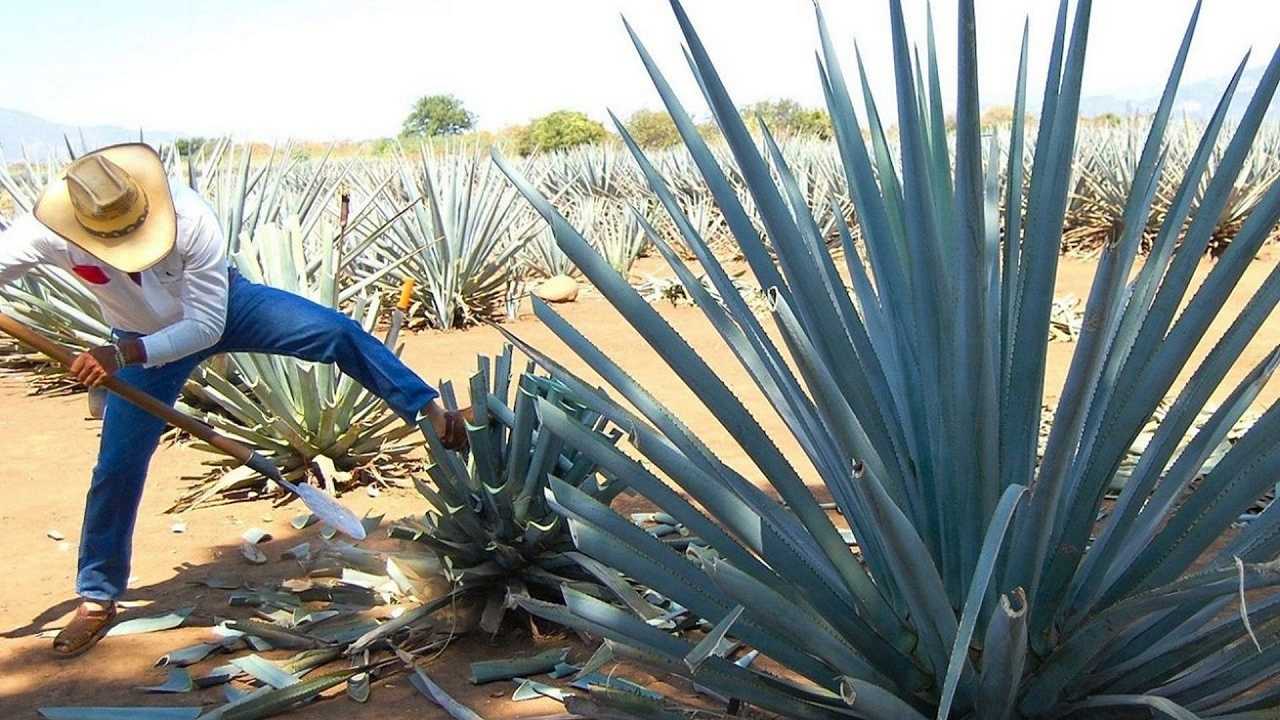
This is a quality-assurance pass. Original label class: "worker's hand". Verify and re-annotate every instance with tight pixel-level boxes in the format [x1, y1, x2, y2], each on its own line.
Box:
[69, 345, 121, 388]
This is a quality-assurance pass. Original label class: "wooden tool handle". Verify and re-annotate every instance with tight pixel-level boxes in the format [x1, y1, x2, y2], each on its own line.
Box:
[0, 312, 255, 466]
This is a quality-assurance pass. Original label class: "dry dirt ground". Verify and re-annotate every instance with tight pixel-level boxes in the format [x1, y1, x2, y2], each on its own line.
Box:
[1, 252, 1278, 718]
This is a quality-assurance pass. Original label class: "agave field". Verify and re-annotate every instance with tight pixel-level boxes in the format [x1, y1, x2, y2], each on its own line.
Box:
[8, 0, 1280, 718]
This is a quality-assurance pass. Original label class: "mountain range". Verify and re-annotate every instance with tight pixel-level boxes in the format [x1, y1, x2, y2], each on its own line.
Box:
[1075, 66, 1268, 120]
[0, 108, 180, 162]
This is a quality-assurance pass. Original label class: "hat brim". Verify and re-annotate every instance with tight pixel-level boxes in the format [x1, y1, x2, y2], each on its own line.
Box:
[34, 143, 176, 273]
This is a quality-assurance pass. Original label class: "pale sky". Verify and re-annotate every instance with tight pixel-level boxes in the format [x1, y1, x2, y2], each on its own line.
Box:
[2, 0, 1277, 141]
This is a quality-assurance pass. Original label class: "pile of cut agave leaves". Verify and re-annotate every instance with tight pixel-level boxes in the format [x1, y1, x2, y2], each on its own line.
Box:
[36, 508, 735, 720]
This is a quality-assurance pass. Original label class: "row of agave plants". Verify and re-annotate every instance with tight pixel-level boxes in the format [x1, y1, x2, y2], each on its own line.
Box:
[1064, 118, 1280, 256]
[7, 0, 1280, 717]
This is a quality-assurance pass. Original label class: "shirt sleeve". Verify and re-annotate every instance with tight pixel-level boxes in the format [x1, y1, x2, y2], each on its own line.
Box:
[0, 213, 56, 289]
[140, 199, 229, 367]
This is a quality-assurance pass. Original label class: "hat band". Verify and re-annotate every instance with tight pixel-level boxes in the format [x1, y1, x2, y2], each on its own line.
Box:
[76, 192, 150, 239]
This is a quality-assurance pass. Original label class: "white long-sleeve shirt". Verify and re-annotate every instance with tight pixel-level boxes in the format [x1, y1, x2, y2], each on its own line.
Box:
[0, 181, 229, 367]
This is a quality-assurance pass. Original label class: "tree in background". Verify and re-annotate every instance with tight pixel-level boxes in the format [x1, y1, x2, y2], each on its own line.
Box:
[517, 110, 608, 155]
[402, 94, 476, 138]
[625, 109, 681, 149]
[739, 98, 832, 139]
[981, 105, 1015, 126]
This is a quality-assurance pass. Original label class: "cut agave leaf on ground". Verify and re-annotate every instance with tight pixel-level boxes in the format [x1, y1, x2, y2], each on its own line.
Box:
[230, 654, 299, 689]
[470, 648, 570, 685]
[282, 543, 311, 562]
[239, 541, 267, 565]
[360, 513, 385, 535]
[156, 642, 219, 668]
[409, 665, 488, 720]
[197, 574, 242, 590]
[512, 678, 570, 702]
[136, 668, 195, 694]
[569, 672, 663, 701]
[347, 672, 371, 703]
[220, 667, 365, 720]
[241, 528, 272, 544]
[290, 513, 317, 530]
[106, 607, 194, 637]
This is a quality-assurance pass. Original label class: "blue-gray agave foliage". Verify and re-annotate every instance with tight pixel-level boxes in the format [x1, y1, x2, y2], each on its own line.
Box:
[347, 151, 540, 328]
[492, 0, 1280, 717]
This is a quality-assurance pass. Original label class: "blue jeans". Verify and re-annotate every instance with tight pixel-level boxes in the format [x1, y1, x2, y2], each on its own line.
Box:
[77, 270, 438, 601]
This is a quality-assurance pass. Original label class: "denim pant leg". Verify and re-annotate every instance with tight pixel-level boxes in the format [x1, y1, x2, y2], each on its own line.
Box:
[76, 353, 203, 601]
[212, 273, 438, 421]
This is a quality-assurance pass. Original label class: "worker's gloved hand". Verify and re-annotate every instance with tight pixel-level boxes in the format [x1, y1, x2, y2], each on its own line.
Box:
[70, 345, 122, 387]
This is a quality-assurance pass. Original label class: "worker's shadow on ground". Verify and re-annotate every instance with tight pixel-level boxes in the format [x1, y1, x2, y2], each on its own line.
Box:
[0, 517, 582, 720]
[0, 523, 331, 712]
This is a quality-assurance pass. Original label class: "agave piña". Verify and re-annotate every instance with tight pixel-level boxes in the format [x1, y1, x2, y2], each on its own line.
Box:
[391, 345, 643, 634]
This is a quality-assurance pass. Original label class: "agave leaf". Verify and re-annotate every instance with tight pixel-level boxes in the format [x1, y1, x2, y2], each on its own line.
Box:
[1023, 559, 1280, 714]
[936, 485, 1026, 719]
[408, 665, 487, 720]
[220, 667, 363, 720]
[1058, 694, 1203, 719]
[229, 654, 298, 690]
[496, 150, 901, 640]
[105, 607, 193, 637]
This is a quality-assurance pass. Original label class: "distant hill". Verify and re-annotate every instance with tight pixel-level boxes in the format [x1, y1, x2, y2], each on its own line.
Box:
[0, 108, 181, 163]
[1079, 66, 1272, 120]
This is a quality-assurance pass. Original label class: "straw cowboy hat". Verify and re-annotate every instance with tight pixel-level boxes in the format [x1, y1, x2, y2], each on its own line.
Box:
[34, 143, 175, 273]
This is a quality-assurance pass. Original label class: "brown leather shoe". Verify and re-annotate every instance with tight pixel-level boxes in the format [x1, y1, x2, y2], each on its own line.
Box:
[52, 602, 117, 658]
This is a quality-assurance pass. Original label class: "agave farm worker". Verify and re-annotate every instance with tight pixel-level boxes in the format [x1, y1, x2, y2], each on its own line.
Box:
[0, 143, 470, 657]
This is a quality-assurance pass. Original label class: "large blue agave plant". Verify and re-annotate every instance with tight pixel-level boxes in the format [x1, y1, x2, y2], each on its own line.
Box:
[487, 0, 1280, 718]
